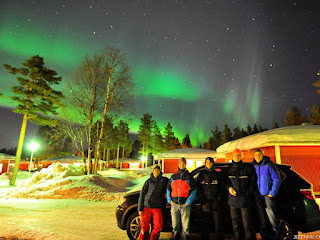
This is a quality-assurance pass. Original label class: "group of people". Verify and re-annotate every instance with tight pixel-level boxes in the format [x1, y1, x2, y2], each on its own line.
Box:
[138, 148, 281, 240]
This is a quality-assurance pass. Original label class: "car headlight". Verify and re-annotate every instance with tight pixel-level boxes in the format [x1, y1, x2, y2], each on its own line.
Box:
[118, 197, 127, 206]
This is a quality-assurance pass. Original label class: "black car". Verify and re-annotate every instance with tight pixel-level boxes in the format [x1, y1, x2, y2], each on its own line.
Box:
[116, 163, 320, 240]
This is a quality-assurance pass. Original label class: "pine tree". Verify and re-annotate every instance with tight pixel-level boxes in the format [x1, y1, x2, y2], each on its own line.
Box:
[246, 125, 252, 135]
[222, 124, 232, 144]
[252, 124, 259, 134]
[240, 128, 247, 137]
[3, 55, 63, 185]
[272, 122, 279, 129]
[258, 125, 267, 132]
[101, 116, 116, 167]
[115, 120, 131, 169]
[182, 134, 192, 148]
[233, 127, 242, 140]
[285, 106, 304, 126]
[208, 126, 222, 150]
[137, 114, 153, 167]
[309, 104, 320, 125]
[130, 140, 142, 159]
[36, 125, 64, 159]
[164, 122, 178, 150]
[151, 122, 165, 156]
[173, 137, 182, 149]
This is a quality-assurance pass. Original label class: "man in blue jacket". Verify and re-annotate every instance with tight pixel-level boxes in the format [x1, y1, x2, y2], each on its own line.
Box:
[252, 149, 281, 240]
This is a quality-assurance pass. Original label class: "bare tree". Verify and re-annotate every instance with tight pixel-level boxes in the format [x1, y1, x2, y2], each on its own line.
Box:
[93, 47, 134, 173]
[68, 53, 106, 173]
[68, 47, 134, 174]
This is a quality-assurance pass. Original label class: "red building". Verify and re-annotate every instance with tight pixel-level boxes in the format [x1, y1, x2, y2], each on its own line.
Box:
[154, 148, 217, 174]
[0, 154, 31, 173]
[0, 153, 15, 174]
[216, 125, 320, 193]
[108, 158, 142, 170]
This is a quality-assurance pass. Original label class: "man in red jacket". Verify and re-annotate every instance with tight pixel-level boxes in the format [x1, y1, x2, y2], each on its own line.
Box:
[167, 157, 197, 240]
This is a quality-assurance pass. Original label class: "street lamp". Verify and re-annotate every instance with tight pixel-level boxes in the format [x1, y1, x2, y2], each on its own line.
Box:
[28, 142, 39, 176]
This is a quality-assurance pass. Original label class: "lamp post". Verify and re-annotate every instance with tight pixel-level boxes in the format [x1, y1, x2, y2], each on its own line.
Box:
[28, 142, 39, 176]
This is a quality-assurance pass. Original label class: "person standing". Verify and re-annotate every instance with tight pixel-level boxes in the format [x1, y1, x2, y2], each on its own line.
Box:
[167, 157, 197, 240]
[253, 149, 281, 240]
[138, 164, 169, 240]
[196, 157, 225, 240]
[228, 148, 257, 240]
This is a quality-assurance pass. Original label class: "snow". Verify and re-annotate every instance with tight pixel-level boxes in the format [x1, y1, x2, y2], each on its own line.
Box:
[216, 125, 320, 153]
[0, 165, 169, 240]
[1, 163, 154, 202]
[154, 147, 216, 159]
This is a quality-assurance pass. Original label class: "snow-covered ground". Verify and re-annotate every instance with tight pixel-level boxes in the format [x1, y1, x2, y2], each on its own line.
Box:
[0, 165, 319, 239]
[0, 165, 166, 240]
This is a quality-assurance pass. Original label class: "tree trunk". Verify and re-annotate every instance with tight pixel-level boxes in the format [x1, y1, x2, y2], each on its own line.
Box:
[95, 72, 113, 173]
[80, 139, 87, 175]
[88, 124, 93, 174]
[82, 152, 87, 175]
[103, 146, 106, 161]
[116, 143, 120, 169]
[10, 114, 28, 186]
[142, 142, 145, 168]
[107, 148, 110, 168]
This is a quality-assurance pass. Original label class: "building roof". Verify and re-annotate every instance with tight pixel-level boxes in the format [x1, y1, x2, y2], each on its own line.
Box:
[154, 148, 216, 159]
[217, 125, 320, 153]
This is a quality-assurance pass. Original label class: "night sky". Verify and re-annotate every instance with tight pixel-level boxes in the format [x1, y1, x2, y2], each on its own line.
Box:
[1, 0, 320, 149]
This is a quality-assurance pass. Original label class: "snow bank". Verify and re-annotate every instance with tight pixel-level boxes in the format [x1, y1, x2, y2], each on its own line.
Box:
[98, 167, 151, 179]
[5, 163, 137, 202]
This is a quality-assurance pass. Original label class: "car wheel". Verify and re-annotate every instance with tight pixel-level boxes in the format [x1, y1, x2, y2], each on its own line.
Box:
[126, 212, 141, 240]
[279, 219, 298, 240]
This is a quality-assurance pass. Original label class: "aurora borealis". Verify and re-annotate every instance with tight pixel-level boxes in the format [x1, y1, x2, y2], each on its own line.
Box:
[1, 0, 320, 148]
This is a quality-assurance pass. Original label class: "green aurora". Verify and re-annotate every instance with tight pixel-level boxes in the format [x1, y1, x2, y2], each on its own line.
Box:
[0, 21, 209, 145]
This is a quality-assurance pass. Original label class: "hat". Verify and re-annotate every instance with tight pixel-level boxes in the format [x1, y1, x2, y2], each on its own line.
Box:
[152, 164, 161, 170]
[254, 149, 263, 154]
[205, 157, 214, 163]
[179, 157, 187, 163]
[233, 148, 242, 155]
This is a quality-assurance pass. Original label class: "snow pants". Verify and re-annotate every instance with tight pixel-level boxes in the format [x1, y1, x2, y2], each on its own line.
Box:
[140, 207, 163, 240]
[230, 206, 256, 240]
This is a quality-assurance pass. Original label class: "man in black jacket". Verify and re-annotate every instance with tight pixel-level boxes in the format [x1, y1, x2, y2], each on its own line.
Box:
[228, 149, 257, 240]
[196, 157, 225, 240]
[138, 164, 169, 240]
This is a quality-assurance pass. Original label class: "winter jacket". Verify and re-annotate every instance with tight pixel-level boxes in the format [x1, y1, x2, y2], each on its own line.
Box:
[196, 168, 225, 212]
[253, 156, 281, 197]
[227, 161, 258, 208]
[167, 168, 197, 206]
[138, 172, 169, 212]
